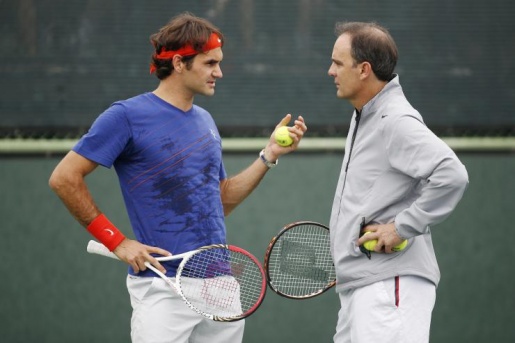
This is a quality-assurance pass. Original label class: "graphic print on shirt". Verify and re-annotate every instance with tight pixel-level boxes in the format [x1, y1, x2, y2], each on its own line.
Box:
[124, 106, 225, 252]
[74, 94, 228, 276]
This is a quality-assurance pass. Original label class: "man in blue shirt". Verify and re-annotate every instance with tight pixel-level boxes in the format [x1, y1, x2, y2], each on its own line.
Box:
[49, 12, 307, 343]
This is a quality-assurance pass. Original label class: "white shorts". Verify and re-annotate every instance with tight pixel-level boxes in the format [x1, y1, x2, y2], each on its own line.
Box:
[334, 275, 436, 343]
[127, 275, 245, 343]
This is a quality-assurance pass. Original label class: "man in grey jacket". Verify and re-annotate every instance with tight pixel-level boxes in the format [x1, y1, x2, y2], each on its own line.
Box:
[327, 22, 469, 343]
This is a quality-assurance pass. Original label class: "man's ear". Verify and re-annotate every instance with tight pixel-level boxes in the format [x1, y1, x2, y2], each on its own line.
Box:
[172, 55, 184, 73]
[359, 61, 373, 80]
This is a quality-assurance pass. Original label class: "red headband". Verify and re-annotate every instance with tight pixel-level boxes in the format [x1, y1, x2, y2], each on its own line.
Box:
[150, 32, 222, 74]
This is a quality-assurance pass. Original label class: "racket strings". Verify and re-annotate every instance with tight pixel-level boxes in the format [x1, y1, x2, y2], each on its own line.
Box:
[179, 247, 265, 319]
[268, 224, 335, 297]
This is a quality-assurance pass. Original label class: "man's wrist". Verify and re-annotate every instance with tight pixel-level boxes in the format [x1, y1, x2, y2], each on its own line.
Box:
[86, 214, 126, 251]
[259, 149, 278, 168]
[393, 220, 409, 240]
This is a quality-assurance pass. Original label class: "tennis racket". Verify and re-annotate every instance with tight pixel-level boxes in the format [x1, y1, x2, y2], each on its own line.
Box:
[264, 221, 336, 299]
[87, 240, 266, 322]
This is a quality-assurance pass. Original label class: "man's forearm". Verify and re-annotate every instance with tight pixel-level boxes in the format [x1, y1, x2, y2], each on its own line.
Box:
[220, 155, 271, 216]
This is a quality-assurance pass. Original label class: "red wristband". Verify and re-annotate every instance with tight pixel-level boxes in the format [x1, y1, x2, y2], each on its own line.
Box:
[86, 214, 126, 251]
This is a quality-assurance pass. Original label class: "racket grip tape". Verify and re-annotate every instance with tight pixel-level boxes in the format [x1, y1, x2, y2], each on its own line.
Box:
[87, 240, 119, 260]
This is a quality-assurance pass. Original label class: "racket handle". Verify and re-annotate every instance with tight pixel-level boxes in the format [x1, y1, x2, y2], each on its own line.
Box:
[87, 240, 119, 260]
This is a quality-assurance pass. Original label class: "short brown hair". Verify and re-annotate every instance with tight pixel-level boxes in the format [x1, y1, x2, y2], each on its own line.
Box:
[335, 22, 397, 81]
[150, 12, 224, 80]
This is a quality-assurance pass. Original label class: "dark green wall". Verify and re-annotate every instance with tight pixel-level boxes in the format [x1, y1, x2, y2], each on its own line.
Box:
[1, 153, 513, 342]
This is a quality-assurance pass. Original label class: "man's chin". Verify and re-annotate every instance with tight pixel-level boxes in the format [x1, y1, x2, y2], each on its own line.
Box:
[200, 89, 216, 97]
[336, 89, 349, 99]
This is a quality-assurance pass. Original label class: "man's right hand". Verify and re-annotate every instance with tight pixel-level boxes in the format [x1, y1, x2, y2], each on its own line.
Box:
[113, 239, 172, 274]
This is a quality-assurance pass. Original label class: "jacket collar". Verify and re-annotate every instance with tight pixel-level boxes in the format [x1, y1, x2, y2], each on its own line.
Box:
[360, 74, 400, 116]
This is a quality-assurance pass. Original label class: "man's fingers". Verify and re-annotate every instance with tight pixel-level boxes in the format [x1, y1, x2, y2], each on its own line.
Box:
[146, 246, 172, 257]
[293, 116, 307, 131]
[276, 113, 292, 128]
[130, 258, 143, 273]
[145, 256, 166, 274]
[141, 246, 170, 274]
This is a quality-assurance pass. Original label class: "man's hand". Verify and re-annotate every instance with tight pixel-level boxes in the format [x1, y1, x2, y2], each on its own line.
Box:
[262, 114, 307, 162]
[357, 222, 405, 253]
[113, 239, 172, 274]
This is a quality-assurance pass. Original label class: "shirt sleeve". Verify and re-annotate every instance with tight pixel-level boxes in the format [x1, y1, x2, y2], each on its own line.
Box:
[383, 114, 469, 238]
[219, 159, 227, 181]
[73, 103, 131, 168]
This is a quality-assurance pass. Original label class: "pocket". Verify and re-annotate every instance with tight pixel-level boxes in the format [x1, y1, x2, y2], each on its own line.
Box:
[127, 275, 159, 303]
[348, 216, 368, 257]
[357, 216, 372, 259]
[377, 278, 398, 309]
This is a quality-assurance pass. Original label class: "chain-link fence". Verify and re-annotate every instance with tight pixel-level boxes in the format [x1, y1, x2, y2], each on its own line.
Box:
[1, 0, 513, 152]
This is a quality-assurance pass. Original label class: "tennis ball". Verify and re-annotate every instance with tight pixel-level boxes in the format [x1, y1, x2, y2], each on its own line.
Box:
[275, 126, 293, 147]
[392, 239, 408, 252]
[362, 232, 407, 252]
[362, 232, 378, 251]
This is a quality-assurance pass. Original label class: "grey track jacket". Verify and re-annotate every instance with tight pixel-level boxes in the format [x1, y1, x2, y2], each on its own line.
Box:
[329, 75, 469, 292]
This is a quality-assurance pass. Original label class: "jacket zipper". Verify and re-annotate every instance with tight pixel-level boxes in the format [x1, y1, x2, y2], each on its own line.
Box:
[343, 110, 362, 188]
[335, 110, 362, 221]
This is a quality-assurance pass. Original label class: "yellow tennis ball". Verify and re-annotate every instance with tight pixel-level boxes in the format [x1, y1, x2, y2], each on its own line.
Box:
[275, 126, 293, 147]
[392, 239, 408, 252]
[362, 232, 378, 251]
[362, 232, 408, 252]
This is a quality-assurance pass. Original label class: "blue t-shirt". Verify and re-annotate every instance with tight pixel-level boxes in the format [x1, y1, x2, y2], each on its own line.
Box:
[74, 93, 228, 276]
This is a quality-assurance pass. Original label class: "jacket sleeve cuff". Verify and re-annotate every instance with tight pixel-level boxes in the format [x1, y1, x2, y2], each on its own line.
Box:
[395, 210, 431, 239]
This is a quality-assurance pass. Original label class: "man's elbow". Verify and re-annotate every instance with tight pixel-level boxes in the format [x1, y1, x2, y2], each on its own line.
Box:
[456, 162, 469, 191]
[48, 168, 63, 193]
[48, 166, 73, 195]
